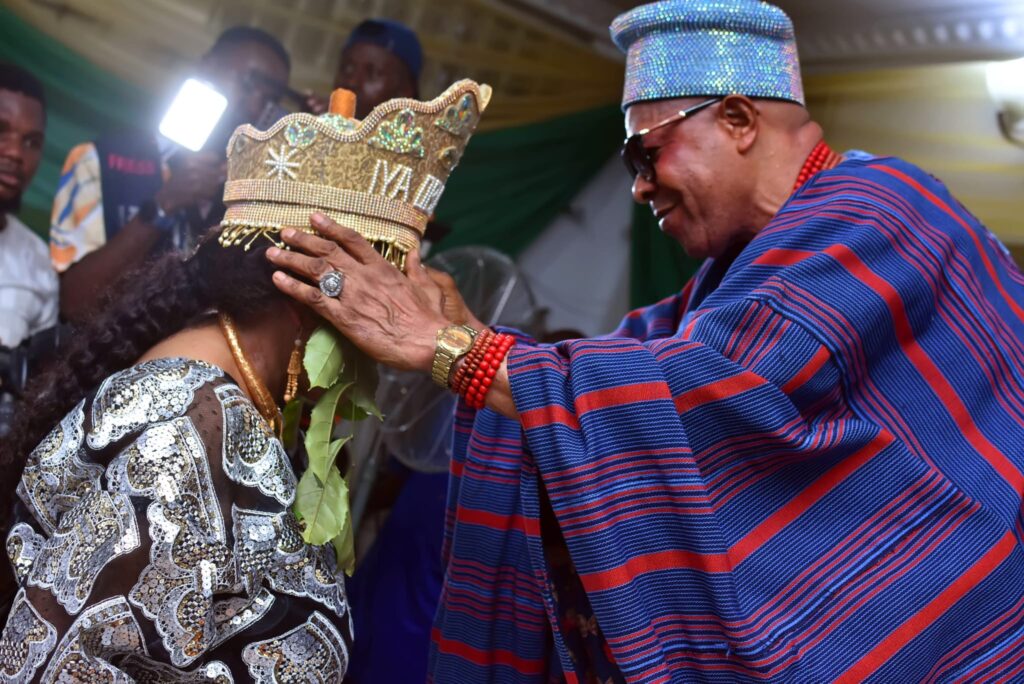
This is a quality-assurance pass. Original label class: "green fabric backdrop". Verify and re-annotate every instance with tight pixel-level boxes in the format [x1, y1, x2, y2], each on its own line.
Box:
[0, 5, 153, 233]
[629, 203, 701, 309]
[1, 5, 695, 311]
[434, 105, 622, 256]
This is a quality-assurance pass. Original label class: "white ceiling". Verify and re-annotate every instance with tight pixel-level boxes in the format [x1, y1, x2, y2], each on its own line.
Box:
[779, 0, 1024, 70]
[510, 0, 1024, 70]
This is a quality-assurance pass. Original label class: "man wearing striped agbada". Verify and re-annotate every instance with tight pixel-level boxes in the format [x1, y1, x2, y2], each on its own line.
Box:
[266, 0, 1024, 681]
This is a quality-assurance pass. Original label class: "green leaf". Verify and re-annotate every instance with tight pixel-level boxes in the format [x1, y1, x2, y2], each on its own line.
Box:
[294, 466, 350, 546]
[280, 399, 303, 453]
[340, 400, 369, 422]
[331, 509, 356, 576]
[305, 382, 351, 481]
[326, 435, 352, 471]
[337, 338, 384, 421]
[349, 383, 383, 421]
[304, 326, 344, 389]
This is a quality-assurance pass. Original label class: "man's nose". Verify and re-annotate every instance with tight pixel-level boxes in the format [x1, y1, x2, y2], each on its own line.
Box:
[631, 173, 656, 204]
[0, 134, 22, 160]
[336, 69, 364, 93]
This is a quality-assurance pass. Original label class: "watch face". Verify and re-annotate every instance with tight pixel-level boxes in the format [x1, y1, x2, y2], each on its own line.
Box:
[439, 327, 474, 351]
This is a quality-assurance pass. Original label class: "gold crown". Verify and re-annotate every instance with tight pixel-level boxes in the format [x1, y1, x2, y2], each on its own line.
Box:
[219, 79, 492, 269]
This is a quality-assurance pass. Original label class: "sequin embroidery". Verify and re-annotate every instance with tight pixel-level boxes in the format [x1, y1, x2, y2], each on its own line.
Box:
[434, 94, 477, 137]
[6, 523, 44, 584]
[318, 113, 357, 133]
[40, 595, 145, 682]
[27, 490, 140, 614]
[284, 122, 317, 149]
[368, 109, 424, 158]
[117, 656, 236, 683]
[0, 589, 57, 683]
[107, 417, 230, 667]
[210, 590, 276, 649]
[242, 612, 348, 683]
[218, 386, 296, 506]
[609, 0, 805, 109]
[88, 358, 222, 450]
[17, 400, 101, 534]
[129, 502, 233, 666]
[107, 417, 225, 538]
[233, 507, 348, 619]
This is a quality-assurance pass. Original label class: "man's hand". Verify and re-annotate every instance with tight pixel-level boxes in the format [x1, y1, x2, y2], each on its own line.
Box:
[424, 266, 486, 330]
[268, 213, 520, 420]
[155, 151, 225, 213]
[266, 214, 456, 373]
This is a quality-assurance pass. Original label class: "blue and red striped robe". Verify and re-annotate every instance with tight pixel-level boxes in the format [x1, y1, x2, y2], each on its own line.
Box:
[429, 154, 1024, 683]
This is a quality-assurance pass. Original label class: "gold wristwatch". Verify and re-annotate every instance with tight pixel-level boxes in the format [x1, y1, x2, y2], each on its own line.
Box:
[432, 324, 478, 388]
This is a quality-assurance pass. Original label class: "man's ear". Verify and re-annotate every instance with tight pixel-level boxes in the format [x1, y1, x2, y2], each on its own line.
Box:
[719, 94, 759, 153]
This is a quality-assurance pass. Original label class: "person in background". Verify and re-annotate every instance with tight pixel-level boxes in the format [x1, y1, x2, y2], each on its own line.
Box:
[0, 63, 58, 441]
[334, 18, 421, 119]
[50, 26, 291, 322]
[0, 63, 56, 350]
[303, 18, 421, 118]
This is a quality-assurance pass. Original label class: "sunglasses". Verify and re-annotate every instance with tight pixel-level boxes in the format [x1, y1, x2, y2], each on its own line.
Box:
[620, 97, 722, 181]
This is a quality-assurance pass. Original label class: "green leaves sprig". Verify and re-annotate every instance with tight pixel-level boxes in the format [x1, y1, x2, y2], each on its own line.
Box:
[289, 326, 382, 575]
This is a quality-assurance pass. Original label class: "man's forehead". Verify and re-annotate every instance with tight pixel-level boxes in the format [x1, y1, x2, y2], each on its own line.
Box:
[624, 97, 707, 136]
[209, 42, 287, 78]
[0, 89, 45, 127]
[341, 42, 403, 73]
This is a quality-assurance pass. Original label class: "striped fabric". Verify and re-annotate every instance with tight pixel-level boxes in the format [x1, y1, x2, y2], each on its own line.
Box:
[429, 155, 1024, 683]
[49, 142, 105, 273]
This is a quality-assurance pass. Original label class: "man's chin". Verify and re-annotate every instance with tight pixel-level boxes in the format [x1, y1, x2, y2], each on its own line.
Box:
[0, 192, 22, 217]
[660, 218, 701, 257]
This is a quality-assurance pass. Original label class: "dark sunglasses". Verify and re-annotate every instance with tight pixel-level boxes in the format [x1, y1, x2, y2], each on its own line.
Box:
[621, 97, 722, 181]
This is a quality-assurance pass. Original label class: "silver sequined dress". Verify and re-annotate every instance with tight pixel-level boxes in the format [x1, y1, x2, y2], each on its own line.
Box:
[0, 358, 352, 683]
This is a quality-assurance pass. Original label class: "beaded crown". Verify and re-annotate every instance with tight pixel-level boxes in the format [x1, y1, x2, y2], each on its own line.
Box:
[219, 79, 492, 269]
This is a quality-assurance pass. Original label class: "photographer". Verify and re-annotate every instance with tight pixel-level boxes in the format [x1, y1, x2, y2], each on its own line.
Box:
[0, 64, 57, 434]
[49, 26, 293, 322]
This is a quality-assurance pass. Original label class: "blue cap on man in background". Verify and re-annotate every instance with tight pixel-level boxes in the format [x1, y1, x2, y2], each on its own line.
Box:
[337, 18, 423, 118]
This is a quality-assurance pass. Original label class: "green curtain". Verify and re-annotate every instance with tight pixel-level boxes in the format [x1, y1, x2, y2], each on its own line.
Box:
[434, 105, 623, 256]
[0, 5, 153, 235]
[629, 203, 702, 309]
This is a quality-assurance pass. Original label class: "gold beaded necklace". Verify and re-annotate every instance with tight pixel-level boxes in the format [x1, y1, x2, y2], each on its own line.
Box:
[218, 312, 283, 436]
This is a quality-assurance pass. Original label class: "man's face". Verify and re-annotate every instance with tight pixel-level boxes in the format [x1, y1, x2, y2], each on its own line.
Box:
[0, 88, 44, 214]
[625, 98, 755, 260]
[201, 42, 290, 132]
[335, 42, 414, 119]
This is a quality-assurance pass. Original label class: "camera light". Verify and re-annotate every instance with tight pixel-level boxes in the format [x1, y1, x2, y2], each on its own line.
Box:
[158, 78, 229, 152]
[986, 57, 1024, 108]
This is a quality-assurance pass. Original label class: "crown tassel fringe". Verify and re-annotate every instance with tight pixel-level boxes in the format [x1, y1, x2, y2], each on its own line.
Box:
[218, 222, 408, 271]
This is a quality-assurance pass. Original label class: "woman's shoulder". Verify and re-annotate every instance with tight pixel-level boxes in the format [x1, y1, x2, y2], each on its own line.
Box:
[86, 355, 297, 504]
[7, 354, 350, 680]
[18, 357, 235, 535]
[85, 357, 230, 450]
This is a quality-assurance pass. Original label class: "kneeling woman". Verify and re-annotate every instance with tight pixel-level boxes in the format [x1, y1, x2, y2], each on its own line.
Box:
[0, 232, 352, 681]
[0, 80, 489, 681]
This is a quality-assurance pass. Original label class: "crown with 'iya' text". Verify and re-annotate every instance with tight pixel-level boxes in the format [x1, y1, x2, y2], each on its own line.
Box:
[219, 79, 492, 270]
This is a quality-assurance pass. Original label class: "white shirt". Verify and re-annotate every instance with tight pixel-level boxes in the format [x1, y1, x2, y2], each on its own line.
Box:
[0, 214, 59, 347]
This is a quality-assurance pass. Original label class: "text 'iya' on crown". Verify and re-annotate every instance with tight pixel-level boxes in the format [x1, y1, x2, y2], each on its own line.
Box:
[219, 79, 492, 270]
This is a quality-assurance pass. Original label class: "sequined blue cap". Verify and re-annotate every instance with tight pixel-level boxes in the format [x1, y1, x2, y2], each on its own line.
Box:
[610, 0, 804, 111]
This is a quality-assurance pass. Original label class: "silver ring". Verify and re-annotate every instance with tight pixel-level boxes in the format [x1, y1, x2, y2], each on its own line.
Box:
[318, 270, 344, 298]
